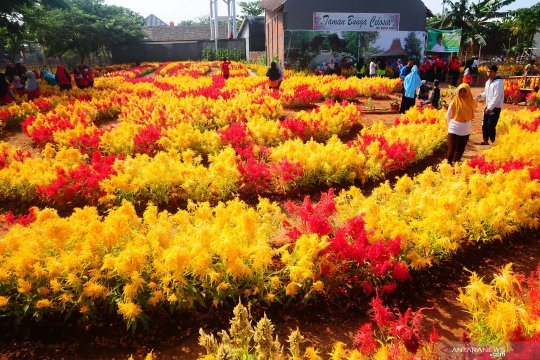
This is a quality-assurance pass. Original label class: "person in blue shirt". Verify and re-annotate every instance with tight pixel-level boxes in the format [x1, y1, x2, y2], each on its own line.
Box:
[41, 68, 58, 86]
[399, 65, 422, 114]
[399, 59, 414, 81]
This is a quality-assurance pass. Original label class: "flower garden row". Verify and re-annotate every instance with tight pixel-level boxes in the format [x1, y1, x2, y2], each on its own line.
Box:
[1, 62, 445, 209]
[0, 107, 538, 331]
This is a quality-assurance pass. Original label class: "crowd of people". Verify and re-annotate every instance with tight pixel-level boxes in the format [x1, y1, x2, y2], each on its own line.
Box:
[0, 62, 94, 105]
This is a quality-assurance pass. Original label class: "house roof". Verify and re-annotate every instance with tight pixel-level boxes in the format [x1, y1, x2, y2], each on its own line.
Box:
[237, 16, 265, 37]
[143, 25, 229, 42]
[238, 16, 266, 51]
[144, 14, 167, 27]
[374, 38, 407, 57]
[259, 0, 285, 12]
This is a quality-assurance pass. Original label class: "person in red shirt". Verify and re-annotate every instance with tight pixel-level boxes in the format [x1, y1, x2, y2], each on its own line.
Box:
[82, 64, 94, 87]
[74, 65, 89, 89]
[424, 56, 433, 82]
[449, 56, 461, 87]
[462, 68, 472, 85]
[434, 56, 445, 82]
[220, 58, 231, 80]
[55, 64, 72, 91]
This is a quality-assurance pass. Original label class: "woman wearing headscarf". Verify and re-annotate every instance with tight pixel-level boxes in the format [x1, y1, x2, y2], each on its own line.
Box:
[0, 73, 15, 105]
[25, 71, 41, 100]
[446, 83, 476, 164]
[83, 64, 94, 87]
[399, 65, 422, 114]
[55, 64, 72, 90]
[75, 65, 89, 89]
[266, 61, 281, 90]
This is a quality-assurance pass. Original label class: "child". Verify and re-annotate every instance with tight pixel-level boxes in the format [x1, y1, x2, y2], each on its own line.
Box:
[462, 68, 472, 85]
[418, 80, 431, 105]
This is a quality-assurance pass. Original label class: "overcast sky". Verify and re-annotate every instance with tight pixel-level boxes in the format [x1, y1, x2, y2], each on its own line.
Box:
[102, 0, 537, 24]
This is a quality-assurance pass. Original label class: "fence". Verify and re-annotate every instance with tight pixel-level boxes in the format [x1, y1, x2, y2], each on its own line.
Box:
[112, 39, 246, 64]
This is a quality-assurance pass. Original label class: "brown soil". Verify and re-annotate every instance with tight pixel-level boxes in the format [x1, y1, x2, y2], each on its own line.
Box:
[0, 83, 537, 359]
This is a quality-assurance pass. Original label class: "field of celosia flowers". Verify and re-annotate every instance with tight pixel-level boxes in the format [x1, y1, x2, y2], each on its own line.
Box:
[1, 61, 539, 358]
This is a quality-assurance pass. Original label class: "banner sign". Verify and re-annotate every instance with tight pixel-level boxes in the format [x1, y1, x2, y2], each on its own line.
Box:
[426, 28, 462, 53]
[313, 13, 400, 32]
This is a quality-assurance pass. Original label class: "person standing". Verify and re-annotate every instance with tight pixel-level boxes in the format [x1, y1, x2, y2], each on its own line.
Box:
[369, 58, 377, 77]
[399, 59, 414, 81]
[449, 56, 461, 87]
[424, 56, 434, 82]
[399, 65, 422, 114]
[446, 83, 476, 164]
[462, 67, 472, 85]
[475, 65, 504, 145]
[434, 55, 444, 83]
[523, 59, 537, 88]
[470, 57, 479, 85]
[220, 58, 231, 80]
[428, 79, 441, 109]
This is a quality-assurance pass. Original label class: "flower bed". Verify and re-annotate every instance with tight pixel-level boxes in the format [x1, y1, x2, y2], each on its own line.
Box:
[0, 108, 538, 329]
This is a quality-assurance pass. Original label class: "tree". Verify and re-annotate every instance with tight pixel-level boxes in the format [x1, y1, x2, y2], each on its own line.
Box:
[503, 4, 540, 55]
[404, 32, 422, 60]
[428, 0, 515, 56]
[33, 0, 143, 63]
[0, 0, 66, 61]
[238, 1, 263, 17]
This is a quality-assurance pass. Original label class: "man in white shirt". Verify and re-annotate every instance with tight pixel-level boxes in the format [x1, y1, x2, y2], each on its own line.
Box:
[430, 33, 445, 52]
[369, 58, 377, 77]
[475, 64, 504, 145]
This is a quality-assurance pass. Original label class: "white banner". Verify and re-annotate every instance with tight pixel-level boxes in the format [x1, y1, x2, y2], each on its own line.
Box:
[313, 13, 400, 32]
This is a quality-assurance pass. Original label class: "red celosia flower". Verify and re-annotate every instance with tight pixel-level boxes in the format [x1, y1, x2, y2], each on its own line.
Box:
[392, 262, 412, 282]
[369, 295, 394, 329]
[353, 323, 377, 355]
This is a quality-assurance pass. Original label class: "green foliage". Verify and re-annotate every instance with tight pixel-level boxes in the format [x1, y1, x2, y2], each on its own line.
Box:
[202, 48, 244, 61]
[429, 0, 515, 55]
[239, 1, 263, 17]
[0, 0, 144, 63]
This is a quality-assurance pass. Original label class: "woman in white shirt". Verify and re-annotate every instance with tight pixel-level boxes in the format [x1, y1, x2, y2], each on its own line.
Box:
[446, 83, 477, 164]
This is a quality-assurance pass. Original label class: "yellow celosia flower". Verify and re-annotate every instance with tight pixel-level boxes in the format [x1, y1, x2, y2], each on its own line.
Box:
[0, 296, 9, 308]
[35, 299, 53, 309]
[285, 282, 299, 296]
[82, 281, 107, 300]
[117, 301, 142, 320]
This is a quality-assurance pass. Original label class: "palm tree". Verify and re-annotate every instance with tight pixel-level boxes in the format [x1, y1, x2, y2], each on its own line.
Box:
[429, 0, 515, 56]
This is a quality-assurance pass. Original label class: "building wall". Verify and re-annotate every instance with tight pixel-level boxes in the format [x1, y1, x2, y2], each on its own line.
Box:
[112, 39, 246, 64]
[283, 0, 427, 31]
[264, 0, 427, 67]
[265, 9, 284, 65]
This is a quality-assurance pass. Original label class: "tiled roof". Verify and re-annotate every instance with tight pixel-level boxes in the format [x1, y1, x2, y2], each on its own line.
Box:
[259, 0, 285, 12]
[143, 25, 229, 42]
[144, 14, 167, 27]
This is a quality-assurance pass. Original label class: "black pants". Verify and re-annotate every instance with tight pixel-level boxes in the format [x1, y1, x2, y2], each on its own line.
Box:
[447, 133, 469, 164]
[450, 70, 459, 87]
[399, 95, 416, 114]
[482, 107, 501, 143]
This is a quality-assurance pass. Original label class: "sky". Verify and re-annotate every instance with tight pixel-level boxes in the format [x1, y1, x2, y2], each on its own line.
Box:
[102, 0, 538, 24]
